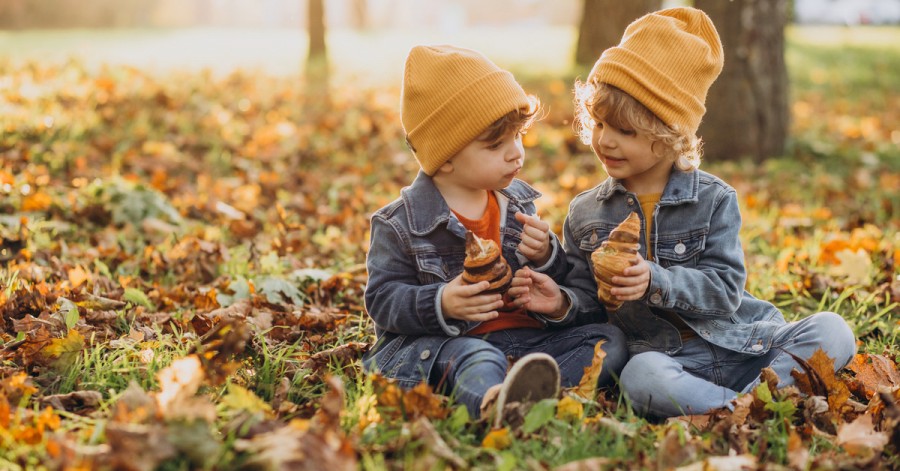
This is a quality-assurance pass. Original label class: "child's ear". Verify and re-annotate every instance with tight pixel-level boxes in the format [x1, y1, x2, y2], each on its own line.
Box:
[650, 141, 668, 159]
[438, 161, 454, 174]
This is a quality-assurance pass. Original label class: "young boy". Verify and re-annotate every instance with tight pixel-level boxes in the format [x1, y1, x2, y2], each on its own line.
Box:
[520, 8, 856, 418]
[363, 45, 626, 426]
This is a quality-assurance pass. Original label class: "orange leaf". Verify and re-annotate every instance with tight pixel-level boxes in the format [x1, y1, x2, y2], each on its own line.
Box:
[573, 340, 606, 399]
[21, 192, 53, 212]
[67, 265, 91, 289]
[846, 353, 900, 399]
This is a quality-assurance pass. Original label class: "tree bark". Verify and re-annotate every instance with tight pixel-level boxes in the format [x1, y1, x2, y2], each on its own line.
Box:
[695, 0, 790, 162]
[575, 0, 661, 67]
[306, 0, 329, 98]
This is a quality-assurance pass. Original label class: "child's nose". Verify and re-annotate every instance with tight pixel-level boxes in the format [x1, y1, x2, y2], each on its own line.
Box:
[598, 131, 616, 149]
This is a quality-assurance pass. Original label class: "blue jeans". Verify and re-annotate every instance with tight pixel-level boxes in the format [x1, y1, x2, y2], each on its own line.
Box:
[619, 312, 856, 418]
[428, 324, 627, 417]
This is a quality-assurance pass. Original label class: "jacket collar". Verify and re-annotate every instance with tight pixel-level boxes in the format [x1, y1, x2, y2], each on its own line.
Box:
[401, 171, 542, 236]
[594, 168, 699, 206]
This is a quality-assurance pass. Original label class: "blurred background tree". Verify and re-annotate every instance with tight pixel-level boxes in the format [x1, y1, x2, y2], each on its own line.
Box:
[697, 0, 790, 162]
[574, 0, 661, 68]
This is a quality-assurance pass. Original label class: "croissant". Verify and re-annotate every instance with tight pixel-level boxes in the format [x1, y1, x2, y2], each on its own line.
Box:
[590, 212, 641, 311]
[462, 231, 512, 295]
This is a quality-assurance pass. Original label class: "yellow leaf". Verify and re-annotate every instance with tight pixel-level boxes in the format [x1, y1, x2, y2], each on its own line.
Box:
[482, 427, 512, 450]
[220, 384, 272, 417]
[573, 340, 606, 399]
[556, 395, 584, 422]
[830, 248, 873, 285]
[43, 330, 85, 369]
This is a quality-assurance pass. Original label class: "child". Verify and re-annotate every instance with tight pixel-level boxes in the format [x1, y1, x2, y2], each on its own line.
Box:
[528, 8, 856, 418]
[363, 45, 627, 426]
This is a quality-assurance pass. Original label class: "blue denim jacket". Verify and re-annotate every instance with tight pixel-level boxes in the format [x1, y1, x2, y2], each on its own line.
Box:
[364, 171, 571, 384]
[561, 168, 786, 356]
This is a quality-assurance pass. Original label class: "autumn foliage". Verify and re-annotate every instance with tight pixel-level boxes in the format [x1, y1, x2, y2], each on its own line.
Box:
[0, 51, 898, 469]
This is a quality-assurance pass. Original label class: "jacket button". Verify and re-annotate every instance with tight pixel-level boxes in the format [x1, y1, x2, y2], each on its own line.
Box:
[627, 197, 635, 205]
[751, 344, 763, 352]
[674, 243, 686, 255]
[649, 293, 662, 305]
[420, 350, 431, 360]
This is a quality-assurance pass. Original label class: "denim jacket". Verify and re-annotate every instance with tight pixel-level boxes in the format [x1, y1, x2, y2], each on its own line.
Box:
[562, 168, 785, 357]
[363, 171, 571, 385]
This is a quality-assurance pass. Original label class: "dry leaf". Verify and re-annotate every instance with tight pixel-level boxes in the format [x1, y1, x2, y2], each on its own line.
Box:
[846, 353, 900, 399]
[572, 340, 606, 399]
[836, 413, 889, 457]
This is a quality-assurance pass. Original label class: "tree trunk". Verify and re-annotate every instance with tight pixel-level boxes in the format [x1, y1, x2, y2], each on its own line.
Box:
[695, 0, 789, 162]
[575, 0, 661, 67]
[306, 0, 329, 99]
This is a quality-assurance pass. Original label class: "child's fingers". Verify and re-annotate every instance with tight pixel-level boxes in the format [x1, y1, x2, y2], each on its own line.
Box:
[457, 280, 492, 296]
[465, 311, 500, 322]
[610, 284, 646, 299]
[515, 212, 550, 232]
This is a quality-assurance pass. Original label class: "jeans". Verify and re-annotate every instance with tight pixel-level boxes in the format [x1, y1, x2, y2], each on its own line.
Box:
[431, 323, 627, 417]
[619, 312, 856, 418]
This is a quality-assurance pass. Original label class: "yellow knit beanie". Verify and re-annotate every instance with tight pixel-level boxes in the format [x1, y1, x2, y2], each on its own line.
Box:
[401, 45, 530, 176]
[589, 7, 724, 136]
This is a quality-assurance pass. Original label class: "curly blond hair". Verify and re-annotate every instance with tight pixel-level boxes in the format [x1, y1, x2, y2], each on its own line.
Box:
[574, 81, 702, 171]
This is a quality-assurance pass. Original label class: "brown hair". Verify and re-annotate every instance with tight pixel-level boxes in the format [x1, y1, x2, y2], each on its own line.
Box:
[574, 81, 702, 171]
[478, 95, 541, 144]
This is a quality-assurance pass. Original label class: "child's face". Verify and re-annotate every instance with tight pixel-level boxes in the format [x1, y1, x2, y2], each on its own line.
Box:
[440, 128, 524, 191]
[591, 119, 671, 193]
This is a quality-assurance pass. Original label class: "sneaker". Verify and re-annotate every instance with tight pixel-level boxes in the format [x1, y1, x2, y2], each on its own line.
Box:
[492, 352, 560, 428]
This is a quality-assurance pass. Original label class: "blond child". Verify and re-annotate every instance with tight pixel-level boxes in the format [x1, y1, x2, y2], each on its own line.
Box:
[519, 8, 855, 418]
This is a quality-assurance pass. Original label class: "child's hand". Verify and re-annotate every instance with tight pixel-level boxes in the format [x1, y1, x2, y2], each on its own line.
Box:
[441, 275, 505, 323]
[610, 254, 651, 302]
[507, 267, 569, 319]
[515, 212, 552, 266]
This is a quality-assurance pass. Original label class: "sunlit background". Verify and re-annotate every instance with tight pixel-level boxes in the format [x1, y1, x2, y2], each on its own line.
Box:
[2, 0, 900, 83]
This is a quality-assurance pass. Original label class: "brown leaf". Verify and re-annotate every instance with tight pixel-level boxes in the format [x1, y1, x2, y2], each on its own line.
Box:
[836, 413, 889, 457]
[299, 342, 370, 379]
[40, 390, 103, 413]
[846, 353, 900, 400]
[105, 422, 177, 471]
[788, 347, 850, 415]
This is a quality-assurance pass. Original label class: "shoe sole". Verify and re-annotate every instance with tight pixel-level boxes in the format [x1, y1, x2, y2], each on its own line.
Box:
[493, 352, 560, 428]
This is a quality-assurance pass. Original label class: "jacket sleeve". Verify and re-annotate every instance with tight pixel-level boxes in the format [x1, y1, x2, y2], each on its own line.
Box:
[364, 216, 472, 336]
[644, 189, 745, 318]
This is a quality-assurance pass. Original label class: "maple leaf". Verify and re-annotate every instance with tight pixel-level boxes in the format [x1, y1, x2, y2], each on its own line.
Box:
[836, 413, 889, 457]
[788, 348, 850, 415]
[572, 339, 606, 399]
[42, 329, 85, 370]
[829, 248, 874, 285]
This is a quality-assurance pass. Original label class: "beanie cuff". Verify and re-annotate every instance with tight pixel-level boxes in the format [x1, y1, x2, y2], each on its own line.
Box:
[597, 47, 706, 135]
[407, 70, 529, 175]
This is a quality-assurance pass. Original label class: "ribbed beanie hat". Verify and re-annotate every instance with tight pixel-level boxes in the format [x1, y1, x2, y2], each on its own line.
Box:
[401, 45, 530, 175]
[589, 7, 724, 136]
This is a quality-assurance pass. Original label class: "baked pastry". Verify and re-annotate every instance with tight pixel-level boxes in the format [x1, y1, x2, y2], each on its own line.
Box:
[590, 212, 641, 311]
[462, 231, 512, 295]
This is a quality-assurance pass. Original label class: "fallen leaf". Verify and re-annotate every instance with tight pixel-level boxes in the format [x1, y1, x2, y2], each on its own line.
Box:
[836, 413, 889, 457]
[572, 340, 606, 399]
[482, 427, 512, 450]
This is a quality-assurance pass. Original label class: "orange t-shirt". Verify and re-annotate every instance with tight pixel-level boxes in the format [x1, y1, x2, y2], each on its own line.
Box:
[452, 191, 543, 335]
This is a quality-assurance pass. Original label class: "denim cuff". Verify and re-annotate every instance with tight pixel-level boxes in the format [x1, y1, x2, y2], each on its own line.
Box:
[530, 236, 560, 273]
[534, 287, 574, 324]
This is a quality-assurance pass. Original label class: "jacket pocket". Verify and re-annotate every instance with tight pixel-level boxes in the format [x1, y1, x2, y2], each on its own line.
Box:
[415, 251, 463, 285]
[576, 223, 618, 253]
[655, 229, 707, 268]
